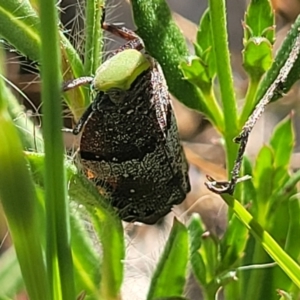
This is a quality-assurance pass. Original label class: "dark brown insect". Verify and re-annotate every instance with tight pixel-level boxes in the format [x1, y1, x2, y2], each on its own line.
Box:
[64, 21, 190, 224]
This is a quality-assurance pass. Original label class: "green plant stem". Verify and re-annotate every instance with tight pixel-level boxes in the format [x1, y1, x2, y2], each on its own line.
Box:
[204, 89, 224, 132]
[38, 0, 75, 298]
[84, 0, 103, 76]
[93, 1, 103, 72]
[202, 284, 219, 300]
[208, 0, 239, 172]
[239, 78, 260, 128]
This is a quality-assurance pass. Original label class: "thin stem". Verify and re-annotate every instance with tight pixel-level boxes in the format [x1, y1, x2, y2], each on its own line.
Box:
[84, 0, 96, 75]
[93, 1, 103, 72]
[38, 0, 75, 298]
[84, 0, 103, 75]
[207, 32, 300, 195]
[204, 89, 224, 132]
[239, 77, 260, 128]
[209, 0, 239, 172]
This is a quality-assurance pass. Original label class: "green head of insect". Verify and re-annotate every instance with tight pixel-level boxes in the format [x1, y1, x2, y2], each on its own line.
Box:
[93, 49, 151, 103]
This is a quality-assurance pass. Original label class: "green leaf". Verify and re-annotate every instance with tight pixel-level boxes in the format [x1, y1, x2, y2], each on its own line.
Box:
[68, 174, 124, 300]
[243, 37, 273, 80]
[188, 215, 207, 285]
[219, 214, 248, 272]
[194, 9, 216, 80]
[188, 214, 220, 297]
[222, 194, 300, 289]
[271, 170, 300, 206]
[191, 252, 207, 287]
[130, 0, 206, 112]
[39, 0, 76, 295]
[179, 56, 212, 94]
[26, 151, 123, 300]
[285, 197, 300, 260]
[255, 15, 300, 104]
[147, 219, 188, 300]
[242, 1, 274, 79]
[70, 212, 101, 299]
[234, 156, 256, 206]
[6, 89, 43, 152]
[200, 232, 219, 284]
[196, 10, 212, 54]
[269, 114, 295, 169]
[0, 0, 41, 61]
[273, 167, 290, 187]
[26, 152, 112, 299]
[252, 146, 274, 209]
[244, 0, 275, 43]
[91, 207, 124, 300]
[0, 0, 88, 120]
[0, 65, 49, 299]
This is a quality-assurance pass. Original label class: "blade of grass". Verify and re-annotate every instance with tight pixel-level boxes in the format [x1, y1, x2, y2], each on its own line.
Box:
[0, 49, 49, 300]
[0, 0, 89, 120]
[222, 194, 300, 288]
[69, 174, 124, 300]
[147, 219, 188, 300]
[27, 150, 125, 299]
[38, 0, 75, 298]
[25, 152, 104, 299]
[0, 0, 40, 61]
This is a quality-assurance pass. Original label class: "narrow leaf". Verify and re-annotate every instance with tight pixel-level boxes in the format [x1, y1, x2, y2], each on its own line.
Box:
[255, 15, 300, 104]
[0, 62, 48, 300]
[147, 219, 188, 300]
[244, 0, 275, 42]
[219, 215, 248, 272]
[188, 215, 207, 285]
[269, 114, 294, 169]
[252, 145, 274, 207]
[131, 0, 206, 112]
[222, 194, 300, 289]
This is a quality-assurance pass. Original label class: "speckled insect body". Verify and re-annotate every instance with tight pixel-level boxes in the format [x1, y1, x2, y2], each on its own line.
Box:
[79, 58, 190, 224]
[64, 21, 190, 224]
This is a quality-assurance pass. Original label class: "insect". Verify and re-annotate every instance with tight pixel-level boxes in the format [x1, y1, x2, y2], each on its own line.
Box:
[64, 18, 190, 224]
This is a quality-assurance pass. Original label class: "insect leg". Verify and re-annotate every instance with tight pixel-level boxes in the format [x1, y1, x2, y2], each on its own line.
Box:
[73, 102, 94, 135]
[63, 76, 94, 92]
[102, 22, 144, 52]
